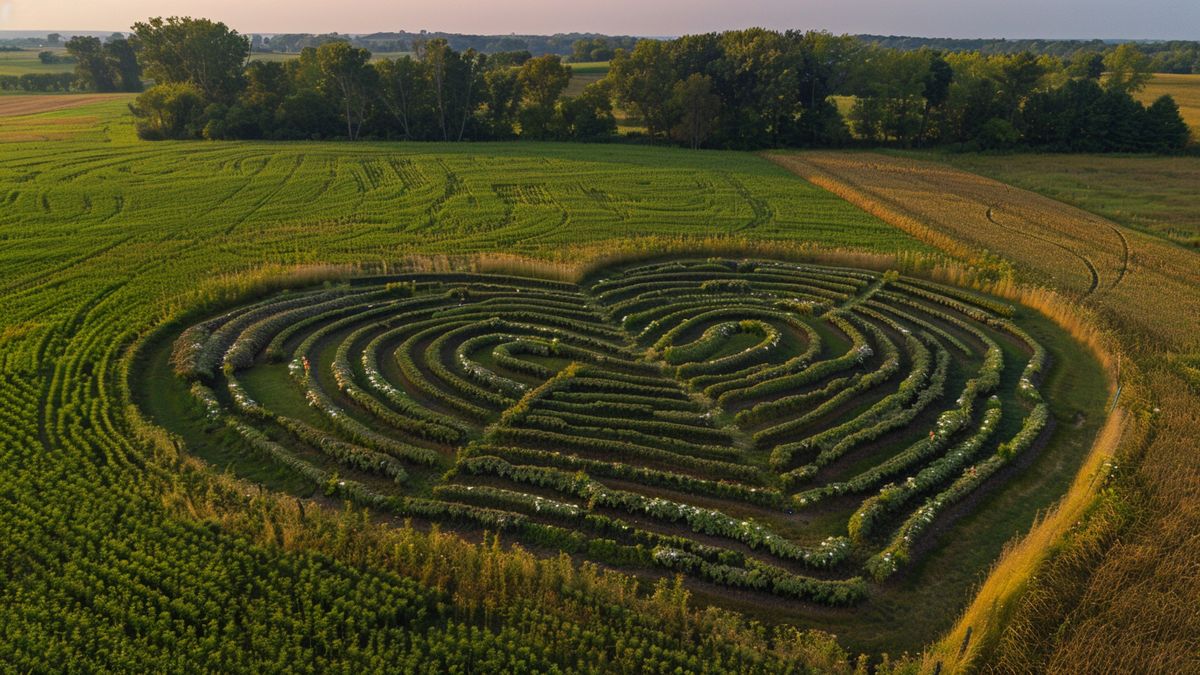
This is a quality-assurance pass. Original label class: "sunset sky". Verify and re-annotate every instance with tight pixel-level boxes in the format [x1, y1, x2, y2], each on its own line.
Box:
[0, 0, 1196, 39]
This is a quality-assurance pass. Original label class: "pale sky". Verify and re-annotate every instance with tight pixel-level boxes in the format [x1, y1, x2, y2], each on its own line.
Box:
[1, 0, 1197, 40]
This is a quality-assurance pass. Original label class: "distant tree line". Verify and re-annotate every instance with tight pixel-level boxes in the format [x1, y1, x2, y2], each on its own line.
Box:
[37, 51, 75, 65]
[255, 32, 640, 62]
[0, 73, 78, 92]
[857, 36, 1200, 74]
[122, 17, 1190, 151]
[0, 32, 137, 93]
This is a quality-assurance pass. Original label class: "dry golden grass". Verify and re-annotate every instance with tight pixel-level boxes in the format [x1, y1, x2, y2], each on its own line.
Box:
[1136, 73, 1200, 139]
[937, 153, 1200, 248]
[770, 151, 1200, 673]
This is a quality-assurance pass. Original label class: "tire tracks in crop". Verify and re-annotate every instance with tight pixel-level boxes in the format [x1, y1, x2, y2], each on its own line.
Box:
[986, 205, 1100, 297]
[723, 172, 773, 234]
[1106, 223, 1131, 291]
[223, 154, 306, 237]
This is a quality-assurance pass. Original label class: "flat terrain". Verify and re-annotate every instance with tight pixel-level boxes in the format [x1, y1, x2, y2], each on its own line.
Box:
[771, 152, 1200, 343]
[933, 152, 1200, 248]
[1, 95, 1192, 670]
[771, 150, 1200, 672]
[0, 48, 73, 76]
[0, 93, 131, 116]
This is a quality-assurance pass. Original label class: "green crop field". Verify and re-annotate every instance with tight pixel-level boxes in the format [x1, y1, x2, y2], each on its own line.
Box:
[0, 97, 1112, 668]
[565, 61, 610, 97]
[0, 49, 74, 76]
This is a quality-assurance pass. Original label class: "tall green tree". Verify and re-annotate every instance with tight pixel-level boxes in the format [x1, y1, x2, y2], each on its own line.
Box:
[66, 36, 117, 92]
[104, 38, 143, 92]
[315, 42, 375, 140]
[376, 57, 431, 140]
[1068, 51, 1105, 80]
[480, 67, 523, 139]
[131, 17, 250, 102]
[670, 73, 720, 149]
[608, 40, 679, 139]
[518, 55, 571, 139]
[1145, 95, 1191, 150]
[417, 39, 485, 142]
[920, 51, 954, 144]
[1104, 44, 1153, 94]
[995, 52, 1047, 122]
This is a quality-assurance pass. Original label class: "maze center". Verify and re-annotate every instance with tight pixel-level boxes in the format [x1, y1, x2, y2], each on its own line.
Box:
[158, 257, 1053, 608]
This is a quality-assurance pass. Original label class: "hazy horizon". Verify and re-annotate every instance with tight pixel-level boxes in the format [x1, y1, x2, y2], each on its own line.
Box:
[1, 0, 1197, 41]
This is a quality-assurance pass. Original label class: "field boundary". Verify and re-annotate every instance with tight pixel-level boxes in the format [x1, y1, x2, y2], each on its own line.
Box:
[765, 151, 1132, 672]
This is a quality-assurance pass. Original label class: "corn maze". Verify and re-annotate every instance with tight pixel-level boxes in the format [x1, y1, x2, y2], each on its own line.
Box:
[163, 258, 1050, 605]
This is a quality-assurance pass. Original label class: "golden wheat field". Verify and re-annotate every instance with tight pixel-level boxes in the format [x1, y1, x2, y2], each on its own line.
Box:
[1137, 73, 1200, 138]
[769, 150, 1200, 672]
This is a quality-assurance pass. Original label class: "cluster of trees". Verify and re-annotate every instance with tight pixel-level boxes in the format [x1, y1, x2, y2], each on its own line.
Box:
[843, 44, 1189, 151]
[129, 18, 615, 142]
[124, 17, 1191, 151]
[603, 31, 1189, 151]
[37, 51, 75, 65]
[569, 37, 639, 62]
[859, 35, 1200, 74]
[607, 30, 857, 149]
[64, 35, 142, 92]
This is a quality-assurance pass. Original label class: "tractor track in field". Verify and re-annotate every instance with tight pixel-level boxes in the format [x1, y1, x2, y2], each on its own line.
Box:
[1107, 223, 1131, 291]
[986, 205, 1100, 297]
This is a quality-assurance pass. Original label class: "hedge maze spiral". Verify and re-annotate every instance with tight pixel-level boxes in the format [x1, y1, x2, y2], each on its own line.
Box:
[168, 258, 1050, 606]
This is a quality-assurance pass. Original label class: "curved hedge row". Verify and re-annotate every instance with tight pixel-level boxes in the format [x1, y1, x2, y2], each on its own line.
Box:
[163, 259, 1052, 606]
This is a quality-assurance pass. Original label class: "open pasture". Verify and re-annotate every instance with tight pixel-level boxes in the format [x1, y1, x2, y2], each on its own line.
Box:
[0, 49, 73, 76]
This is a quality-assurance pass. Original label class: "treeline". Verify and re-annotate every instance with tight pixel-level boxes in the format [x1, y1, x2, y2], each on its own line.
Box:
[125, 17, 1190, 151]
[0, 73, 78, 92]
[608, 32, 1190, 151]
[858, 35, 1200, 74]
[843, 45, 1190, 151]
[257, 32, 640, 62]
[130, 18, 615, 142]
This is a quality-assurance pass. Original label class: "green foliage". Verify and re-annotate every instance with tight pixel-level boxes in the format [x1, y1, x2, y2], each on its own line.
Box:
[130, 82, 208, 140]
[131, 16, 250, 101]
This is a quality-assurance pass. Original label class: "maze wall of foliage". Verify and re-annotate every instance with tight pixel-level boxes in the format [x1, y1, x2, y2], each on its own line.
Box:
[160, 258, 1050, 605]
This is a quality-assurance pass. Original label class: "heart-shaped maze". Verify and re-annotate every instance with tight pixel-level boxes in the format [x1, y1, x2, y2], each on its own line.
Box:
[169, 258, 1049, 606]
